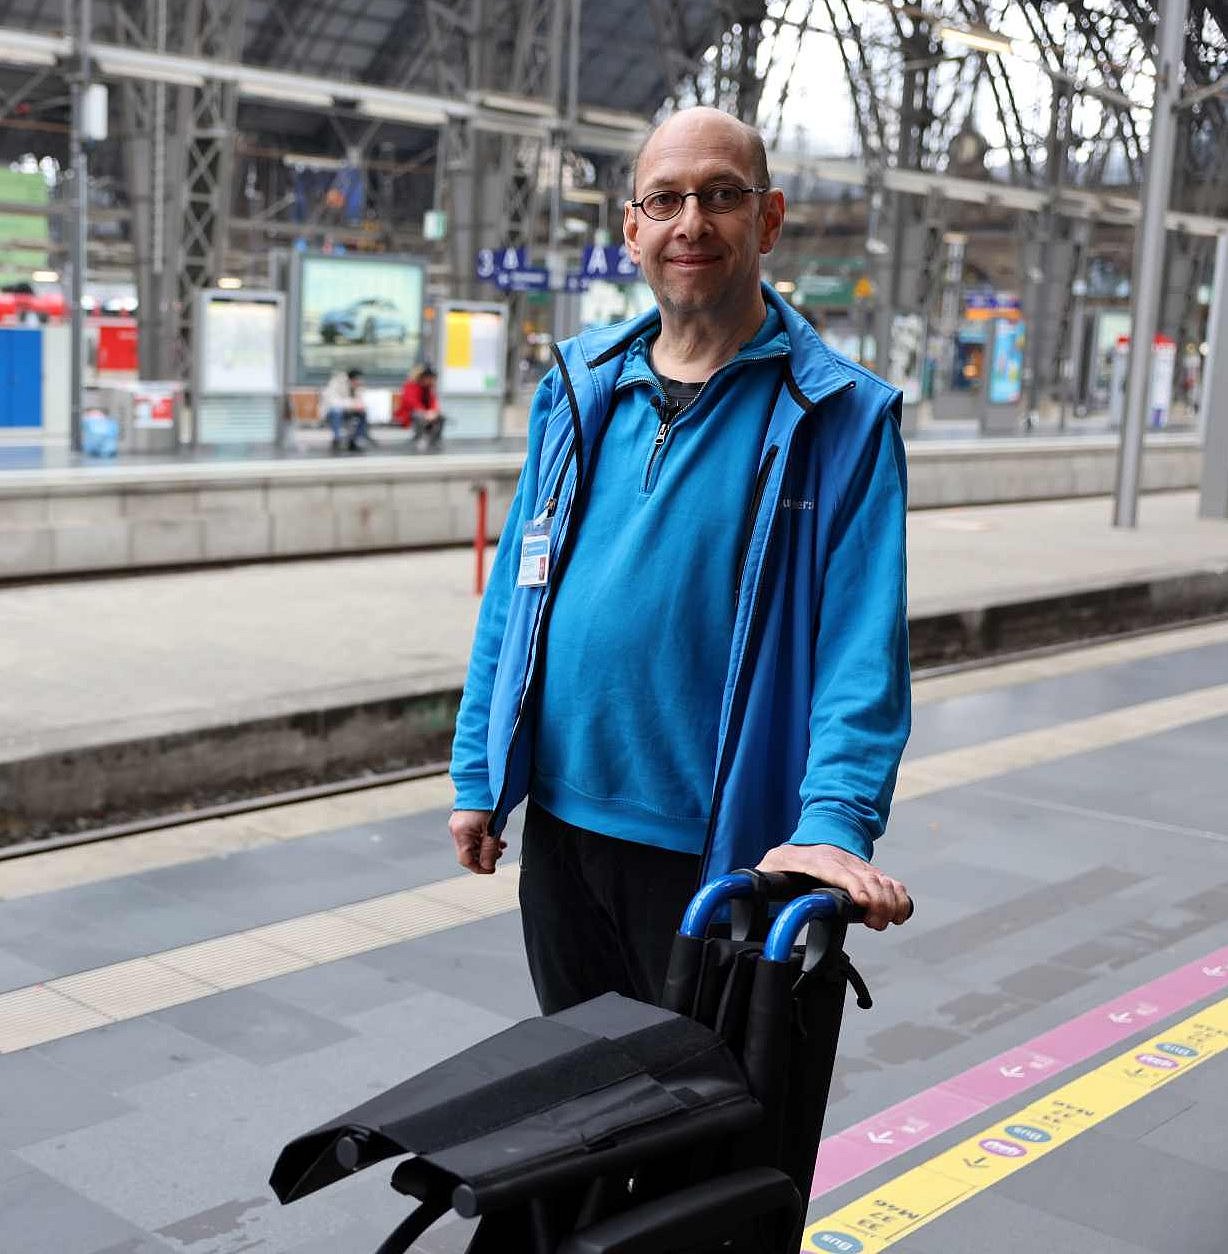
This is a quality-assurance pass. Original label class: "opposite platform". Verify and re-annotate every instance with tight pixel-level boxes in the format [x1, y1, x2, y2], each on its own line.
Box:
[0, 432, 1202, 581]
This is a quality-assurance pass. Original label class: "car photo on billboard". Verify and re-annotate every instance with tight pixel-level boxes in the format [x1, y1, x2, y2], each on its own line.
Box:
[294, 253, 426, 383]
[318, 297, 409, 345]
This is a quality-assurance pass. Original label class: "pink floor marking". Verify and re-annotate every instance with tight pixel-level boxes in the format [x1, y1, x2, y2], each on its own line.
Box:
[810, 944, 1228, 1199]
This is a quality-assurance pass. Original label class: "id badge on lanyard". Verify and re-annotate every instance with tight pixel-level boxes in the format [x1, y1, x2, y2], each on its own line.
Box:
[517, 513, 551, 587]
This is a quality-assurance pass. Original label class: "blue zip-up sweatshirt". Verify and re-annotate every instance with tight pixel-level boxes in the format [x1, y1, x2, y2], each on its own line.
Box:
[451, 284, 910, 881]
[531, 307, 790, 853]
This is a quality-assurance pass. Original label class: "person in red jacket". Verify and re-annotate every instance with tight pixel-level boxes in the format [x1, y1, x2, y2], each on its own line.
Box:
[394, 364, 444, 451]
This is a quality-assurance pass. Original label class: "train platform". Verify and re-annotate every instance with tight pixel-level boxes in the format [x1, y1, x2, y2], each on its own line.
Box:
[0, 430, 1201, 582]
[1, 618, 1226, 1252]
[3, 488, 1228, 842]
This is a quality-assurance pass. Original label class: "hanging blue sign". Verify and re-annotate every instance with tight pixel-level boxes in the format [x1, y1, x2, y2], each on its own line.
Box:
[563, 272, 590, 294]
[475, 246, 528, 281]
[495, 266, 549, 292]
[580, 245, 640, 282]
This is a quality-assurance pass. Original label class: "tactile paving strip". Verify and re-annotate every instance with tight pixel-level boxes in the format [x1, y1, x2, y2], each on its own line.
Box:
[5, 677, 1227, 1054]
[0, 864, 521, 1054]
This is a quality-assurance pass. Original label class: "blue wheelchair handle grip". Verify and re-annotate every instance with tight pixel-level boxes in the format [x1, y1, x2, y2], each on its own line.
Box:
[679, 872, 758, 938]
[762, 891, 844, 963]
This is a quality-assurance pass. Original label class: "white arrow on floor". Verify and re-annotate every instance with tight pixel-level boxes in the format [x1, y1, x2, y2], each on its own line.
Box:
[1000, 1065, 1025, 1078]
[867, 1131, 894, 1144]
[1109, 1011, 1134, 1024]
[1203, 965, 1227, 977]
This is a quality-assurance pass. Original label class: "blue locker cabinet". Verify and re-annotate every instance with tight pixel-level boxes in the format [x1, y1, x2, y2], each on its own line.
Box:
[0, 327, 44, 427]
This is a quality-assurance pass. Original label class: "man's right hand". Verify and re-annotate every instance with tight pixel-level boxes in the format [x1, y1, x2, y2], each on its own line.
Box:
[449, 809, 505, 874]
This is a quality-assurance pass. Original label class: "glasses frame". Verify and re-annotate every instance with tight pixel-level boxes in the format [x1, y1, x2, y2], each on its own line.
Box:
[630, 183, 769, 222]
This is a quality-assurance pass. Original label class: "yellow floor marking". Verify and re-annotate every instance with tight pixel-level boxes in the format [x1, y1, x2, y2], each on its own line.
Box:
[803, 997, 1228, 1252]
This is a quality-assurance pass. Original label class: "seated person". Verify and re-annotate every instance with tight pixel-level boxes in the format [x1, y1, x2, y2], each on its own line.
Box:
[394, 364, 444, 450]
[320, 368, 370, 452]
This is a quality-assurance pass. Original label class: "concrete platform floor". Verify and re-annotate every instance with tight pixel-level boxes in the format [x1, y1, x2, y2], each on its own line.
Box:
[3, 490, 1228, 765]
[1, 619, 1226, 1252]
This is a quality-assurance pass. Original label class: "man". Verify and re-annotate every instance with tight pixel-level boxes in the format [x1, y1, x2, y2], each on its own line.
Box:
[450, 107, 911, 1014]
[320, 367, 370, 452]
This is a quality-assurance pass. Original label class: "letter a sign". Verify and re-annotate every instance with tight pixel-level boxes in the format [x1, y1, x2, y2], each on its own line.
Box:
[581, 245, 640, 284]
[582, 245, 609, 277]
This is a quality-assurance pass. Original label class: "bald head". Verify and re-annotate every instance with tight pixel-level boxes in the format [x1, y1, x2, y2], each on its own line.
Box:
[632, 107, 770, 195]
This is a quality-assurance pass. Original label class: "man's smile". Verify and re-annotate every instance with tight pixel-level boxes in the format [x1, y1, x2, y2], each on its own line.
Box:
[667, 253, 723, 269]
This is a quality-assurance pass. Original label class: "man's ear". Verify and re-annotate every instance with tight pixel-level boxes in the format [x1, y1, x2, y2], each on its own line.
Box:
[759, 189, 786, 255]
[622, 201, 641, 263]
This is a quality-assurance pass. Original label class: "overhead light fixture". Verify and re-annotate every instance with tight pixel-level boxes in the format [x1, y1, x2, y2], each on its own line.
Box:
[935, 23, 1014, 57]
[217, 276, 243, 290]
[774, 280, 797, 294]
[358, 99, 448, 127]
[281, 152, 349, 171]
[474, 90, 557, 118]
[94, 51, 206, 87]
[238, 79, 334, 108]
[0, 33, 62, 67]
[562, 187, 608, 206]
[32, 269, 60, 283]
[577, 106, 649, 132]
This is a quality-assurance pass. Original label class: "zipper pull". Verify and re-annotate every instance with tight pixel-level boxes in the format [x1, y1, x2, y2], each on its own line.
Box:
[654, 394, 679, 445]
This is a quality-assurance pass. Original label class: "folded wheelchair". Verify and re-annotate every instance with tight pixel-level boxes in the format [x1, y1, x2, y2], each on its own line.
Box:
[271, 870, 909, 1253]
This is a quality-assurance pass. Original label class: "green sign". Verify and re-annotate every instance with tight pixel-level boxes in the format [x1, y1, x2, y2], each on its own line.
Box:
[795, 273, 857, 308]
[0, 169, 51, 284]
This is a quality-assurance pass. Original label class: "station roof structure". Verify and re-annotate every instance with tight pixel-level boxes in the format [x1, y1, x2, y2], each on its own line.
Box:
[0, 1, 1226, 366]
[0, 0, 725, 155]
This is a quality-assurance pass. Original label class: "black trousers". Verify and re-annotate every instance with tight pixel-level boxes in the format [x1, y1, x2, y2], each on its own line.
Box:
[518, 800, 703, 1015]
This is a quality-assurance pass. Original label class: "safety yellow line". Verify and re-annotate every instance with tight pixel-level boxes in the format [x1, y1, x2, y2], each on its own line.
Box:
[803, 996, 1228, 1252]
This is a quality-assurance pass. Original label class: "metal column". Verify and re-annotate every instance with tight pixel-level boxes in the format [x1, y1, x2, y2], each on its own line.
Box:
[69, 0, 93, 452]
[1198, 232, 1228, 519]
[174, 0, 247, 373]
[1113, 0, 1189, 528]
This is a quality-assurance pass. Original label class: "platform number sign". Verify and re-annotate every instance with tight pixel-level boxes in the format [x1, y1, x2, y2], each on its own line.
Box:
[475, 246, 527, 282]
[581, 245, 640, 283]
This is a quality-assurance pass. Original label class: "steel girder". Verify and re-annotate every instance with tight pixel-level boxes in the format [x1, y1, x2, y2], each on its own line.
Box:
[751, 0, 1227, 406]
[113, 0, 177, 376]
[112, 0, 246, 376]
[176, 0, 247, 368]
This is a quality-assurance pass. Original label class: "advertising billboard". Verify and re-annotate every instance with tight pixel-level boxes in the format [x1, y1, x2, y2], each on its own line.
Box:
[442, 307, 504, 397]
[202, 297, 282, 394]
[436, 301, 507, 438]
[193, 289, 285, 444]
[292, 252, 425, 384]
[987, 318, 1025, 405]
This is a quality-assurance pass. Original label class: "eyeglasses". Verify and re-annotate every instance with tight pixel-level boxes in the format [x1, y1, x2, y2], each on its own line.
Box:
[630, 183, 768, 222]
